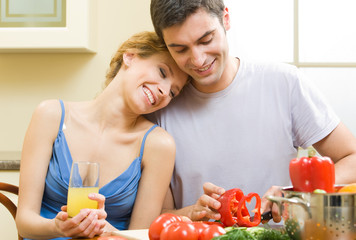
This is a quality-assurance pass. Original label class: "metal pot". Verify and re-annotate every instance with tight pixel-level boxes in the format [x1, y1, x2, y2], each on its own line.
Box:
[267, 186, 356, 240]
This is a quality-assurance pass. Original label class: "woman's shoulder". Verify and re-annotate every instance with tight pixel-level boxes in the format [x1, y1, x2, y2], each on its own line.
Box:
[33, 99, 62, 121]
[143, 124, 176, 153]
[29, 99, 65, 134]
[141, 124, 176, 168]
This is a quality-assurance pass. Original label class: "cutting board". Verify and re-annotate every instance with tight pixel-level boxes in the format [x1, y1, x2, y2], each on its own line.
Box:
[112, 229, 149, 240]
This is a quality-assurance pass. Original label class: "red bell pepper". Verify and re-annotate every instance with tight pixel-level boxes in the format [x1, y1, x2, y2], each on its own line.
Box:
[289, 155, 335, 193]
[217, 188, 261, 227]
[236, 192, 261, 227]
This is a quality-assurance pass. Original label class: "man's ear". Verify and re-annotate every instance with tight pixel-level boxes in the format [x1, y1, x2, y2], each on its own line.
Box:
[223, 7, 231, 31]
[123, 52, 135, 67]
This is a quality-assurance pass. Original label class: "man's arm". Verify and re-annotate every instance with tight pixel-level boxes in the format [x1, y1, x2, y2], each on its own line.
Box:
[313, 122, 356, 184]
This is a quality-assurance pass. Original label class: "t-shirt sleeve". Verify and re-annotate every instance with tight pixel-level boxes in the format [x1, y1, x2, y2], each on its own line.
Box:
[290, 69, 340, 148]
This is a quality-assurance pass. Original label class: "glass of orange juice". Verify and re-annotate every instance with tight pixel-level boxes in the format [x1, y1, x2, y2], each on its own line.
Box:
[67, 161, 100, 218]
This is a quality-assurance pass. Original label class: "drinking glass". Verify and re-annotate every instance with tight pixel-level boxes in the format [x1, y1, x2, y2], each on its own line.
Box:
[67, 161, 100, 217]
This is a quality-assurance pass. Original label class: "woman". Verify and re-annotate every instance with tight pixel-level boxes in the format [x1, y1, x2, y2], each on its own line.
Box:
[16, 31, 189, 239]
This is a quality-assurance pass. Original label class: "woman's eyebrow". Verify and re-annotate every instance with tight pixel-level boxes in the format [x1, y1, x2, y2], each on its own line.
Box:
[165, 63, 174, 77]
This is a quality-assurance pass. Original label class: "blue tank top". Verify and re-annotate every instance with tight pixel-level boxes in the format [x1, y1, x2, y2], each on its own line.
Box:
[25, 100, 157, 240]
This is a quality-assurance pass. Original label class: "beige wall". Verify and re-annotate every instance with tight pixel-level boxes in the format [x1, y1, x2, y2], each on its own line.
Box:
[0, 1, 152, 238]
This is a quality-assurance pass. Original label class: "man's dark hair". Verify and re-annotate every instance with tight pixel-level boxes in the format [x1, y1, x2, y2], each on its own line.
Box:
[150, 0, 225, 40]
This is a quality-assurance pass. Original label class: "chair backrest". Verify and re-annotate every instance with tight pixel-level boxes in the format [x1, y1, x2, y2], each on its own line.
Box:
[0, 182, 23, 240]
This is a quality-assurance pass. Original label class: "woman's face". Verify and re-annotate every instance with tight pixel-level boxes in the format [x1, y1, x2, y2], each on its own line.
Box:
[122, 51, 188, 114]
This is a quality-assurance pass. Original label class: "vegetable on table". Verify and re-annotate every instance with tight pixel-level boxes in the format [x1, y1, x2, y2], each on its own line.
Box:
[217, 188, 261, 227]
[338, 183, 356, 193]
[160, 222, 199, 240]
[199, 224, 227, 240]
[148, 213, 225, 240]
[212, 226, 291, 240]
[148, 213, 184, 240]
[289, 155, 335, 193]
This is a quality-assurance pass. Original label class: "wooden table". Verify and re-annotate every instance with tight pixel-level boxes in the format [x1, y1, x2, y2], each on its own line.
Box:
[71, 229, 149, 240]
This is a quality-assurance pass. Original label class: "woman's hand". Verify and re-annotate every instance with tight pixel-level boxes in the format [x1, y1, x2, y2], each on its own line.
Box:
[189, 182, 225, 221]
[54, 193, 107, 238]
[54, 208, 102, 238]
[89, 193, 108, 233]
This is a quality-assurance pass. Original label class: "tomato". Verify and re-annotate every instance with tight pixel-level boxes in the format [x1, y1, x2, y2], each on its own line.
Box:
[192, 222, 209, 235]
[148, 213, 183, 240]
[199, 225, 226, 240]
[160, 222, 199, 240]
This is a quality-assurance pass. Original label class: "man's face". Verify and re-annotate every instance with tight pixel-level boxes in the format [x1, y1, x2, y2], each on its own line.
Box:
[162, 8, 231, 93]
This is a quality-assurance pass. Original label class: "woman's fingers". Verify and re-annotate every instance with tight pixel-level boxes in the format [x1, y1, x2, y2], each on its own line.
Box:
[89, 193, 106, 209]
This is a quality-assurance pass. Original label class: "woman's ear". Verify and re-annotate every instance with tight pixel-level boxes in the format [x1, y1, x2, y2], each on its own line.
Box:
[123, 52, 135, 67]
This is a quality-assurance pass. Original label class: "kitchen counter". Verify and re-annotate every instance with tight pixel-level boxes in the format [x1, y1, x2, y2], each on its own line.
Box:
[0, 151, 21, 170]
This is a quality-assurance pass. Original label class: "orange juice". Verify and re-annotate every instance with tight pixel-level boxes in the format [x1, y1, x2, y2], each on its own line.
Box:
[67, 187, 99, 217]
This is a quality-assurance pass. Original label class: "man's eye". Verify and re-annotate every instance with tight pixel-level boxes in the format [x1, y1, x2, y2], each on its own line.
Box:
[170, 90, 176, 98]
[160, 68, 166, 78]
[201, 38, 213, 45]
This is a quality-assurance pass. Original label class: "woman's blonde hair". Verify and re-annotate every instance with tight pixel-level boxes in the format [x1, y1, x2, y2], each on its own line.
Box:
[104, 31, 169, 87]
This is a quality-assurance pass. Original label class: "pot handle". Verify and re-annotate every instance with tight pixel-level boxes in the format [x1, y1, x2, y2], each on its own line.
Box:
[266, 195, 312, 218]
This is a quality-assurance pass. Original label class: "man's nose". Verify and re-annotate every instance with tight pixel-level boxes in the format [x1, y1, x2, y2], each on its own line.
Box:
[190, 48, 205, 67]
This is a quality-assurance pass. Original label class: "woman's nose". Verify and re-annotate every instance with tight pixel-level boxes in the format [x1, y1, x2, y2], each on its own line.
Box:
[158, 82, 170, 97]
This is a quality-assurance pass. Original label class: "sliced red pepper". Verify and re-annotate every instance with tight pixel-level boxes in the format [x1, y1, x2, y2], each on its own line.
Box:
[289, 156, 335, 193]
[217, 188, 254, 227]
[236, 192, 261, 227]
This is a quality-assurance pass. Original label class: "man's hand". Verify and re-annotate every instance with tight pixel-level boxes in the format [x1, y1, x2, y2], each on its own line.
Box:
[189, 182, 225, 221]
[261, 185, 283, 223]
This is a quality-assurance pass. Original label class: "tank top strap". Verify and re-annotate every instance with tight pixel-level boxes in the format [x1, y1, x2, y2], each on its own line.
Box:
[58, 99, 66, 134]
[138, 124, 158, 158]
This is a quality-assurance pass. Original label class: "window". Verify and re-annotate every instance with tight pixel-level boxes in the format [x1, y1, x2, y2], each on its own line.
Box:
[225, 0, 356, 135]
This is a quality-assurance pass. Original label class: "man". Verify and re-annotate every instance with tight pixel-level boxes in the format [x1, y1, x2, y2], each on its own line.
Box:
[147, 0, 356, 223]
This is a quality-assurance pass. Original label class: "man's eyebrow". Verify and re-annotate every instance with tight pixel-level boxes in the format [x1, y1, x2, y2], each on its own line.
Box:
[197, 29, 215, 42]
[167, 29, 215, 48]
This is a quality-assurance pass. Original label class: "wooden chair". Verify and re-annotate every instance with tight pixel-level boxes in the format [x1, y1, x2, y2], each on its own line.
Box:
[0, 182, 23, 240]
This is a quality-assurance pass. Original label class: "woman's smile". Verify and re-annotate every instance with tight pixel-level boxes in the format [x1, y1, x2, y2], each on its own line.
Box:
[142, 86, 156, 105]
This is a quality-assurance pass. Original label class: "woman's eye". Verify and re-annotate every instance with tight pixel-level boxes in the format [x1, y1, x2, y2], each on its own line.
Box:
[176, 48, 187, 54]
[160, 68, 166, 78]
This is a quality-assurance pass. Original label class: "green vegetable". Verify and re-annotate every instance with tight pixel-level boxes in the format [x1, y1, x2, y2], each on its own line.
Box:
[212, 226, 290, 240]
[313, 189, 327, 194]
